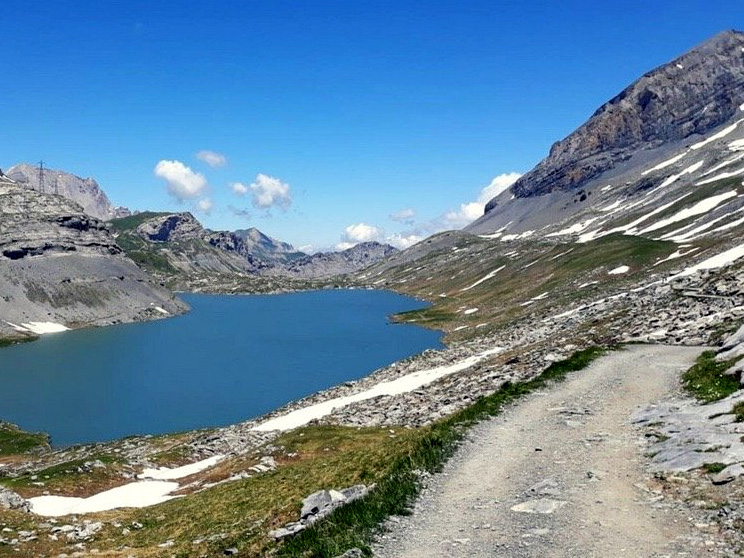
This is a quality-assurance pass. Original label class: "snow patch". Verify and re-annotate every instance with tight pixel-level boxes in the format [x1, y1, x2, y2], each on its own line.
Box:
[637, 191, 737, 234]
[545, 218, 600, 237]
[608, 265, 629, 275]
[463, 308, 479, 315]
[672, 243, 744, 278]
[138, 455, 225, 481]
[653, 247, 699, 266]
[29, 481, 181, 517]
[460, 265, 505, 291]
[641, 153, 686, 176]
[690, 119, 743, 150]
[252, 347, 505, 432]
[696, 166, 744, 186]
[20, 322, 69, 334]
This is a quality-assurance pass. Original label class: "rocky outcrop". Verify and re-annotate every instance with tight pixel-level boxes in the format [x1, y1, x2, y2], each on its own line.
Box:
[0, 184, 186, 338]
[485, 30, 744, 208]
[6, 163, 129, 221]
[233, 227, 305, 263]
[269, 485, 371, 540]
[136, 212, 204, 242]
[273, 242, 398, 279]
[0, 487, 30, 512]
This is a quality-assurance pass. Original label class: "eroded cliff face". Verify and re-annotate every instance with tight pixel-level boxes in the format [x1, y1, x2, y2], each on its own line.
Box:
[488, 30, 744, 208]
[0, 185, 187, 338]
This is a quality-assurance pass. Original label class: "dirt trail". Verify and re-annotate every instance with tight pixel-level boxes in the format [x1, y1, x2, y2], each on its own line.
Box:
[374, 345, 704, 558]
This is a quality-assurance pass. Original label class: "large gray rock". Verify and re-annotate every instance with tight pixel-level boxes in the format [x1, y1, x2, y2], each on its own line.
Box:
[0, 487, 30, 512]
[300, 489, 333, 520]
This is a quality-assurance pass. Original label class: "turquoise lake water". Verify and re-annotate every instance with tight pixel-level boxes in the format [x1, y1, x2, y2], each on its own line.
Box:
[0, 290, 443, 447]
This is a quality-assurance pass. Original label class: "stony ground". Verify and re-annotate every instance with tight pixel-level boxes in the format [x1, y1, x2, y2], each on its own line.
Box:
[373, 345, 710, 558]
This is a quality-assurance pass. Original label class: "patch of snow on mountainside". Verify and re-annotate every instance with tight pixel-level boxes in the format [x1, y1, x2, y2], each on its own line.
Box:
[461, 265, 506, 291]
[672, 243, 744, 278]
[641, 153, 687, 176]
[690, 119, 744, 150]
[637, 191, 737, 234]
[696, 168, 744, 186]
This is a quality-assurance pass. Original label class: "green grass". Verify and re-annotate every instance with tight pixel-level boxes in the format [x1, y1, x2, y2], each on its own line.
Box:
[0, 422, 50, 455]
[682, 351, 740, 403]
[703, 462, 728, 474]
[0, 336, 38, 349]
[108, 211, 170, 232]
[277, 346, 609, 557]
[732, 401, 744, 422]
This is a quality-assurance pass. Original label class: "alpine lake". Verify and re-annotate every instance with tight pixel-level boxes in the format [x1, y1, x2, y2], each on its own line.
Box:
[0, 290, 443, 447]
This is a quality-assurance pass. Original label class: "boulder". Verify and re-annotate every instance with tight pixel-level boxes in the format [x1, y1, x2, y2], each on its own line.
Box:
[0, 487, 30, 512]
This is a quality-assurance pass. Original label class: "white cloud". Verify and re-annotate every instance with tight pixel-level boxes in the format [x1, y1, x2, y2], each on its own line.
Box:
[390, 208, 416, 224]
[196, 150, 227, 168]
[197, 198, 213, 214]
[335, 241, 358, 251]
[249, 173, 292, 210]
[154, 160, 208, 201]
[386, 233, 423, 250]
[344, 223, 383, 243]
[478, 172, 522, 204]
[443, 172, 522, 228]
[230, 182, 249, 196]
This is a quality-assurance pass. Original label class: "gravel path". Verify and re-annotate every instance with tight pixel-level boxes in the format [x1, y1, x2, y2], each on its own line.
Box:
[373, 344, 704, 558]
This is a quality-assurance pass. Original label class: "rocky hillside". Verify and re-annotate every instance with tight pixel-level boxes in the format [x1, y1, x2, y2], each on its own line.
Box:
[233, 228, 306, 263]
[486, 30, 744, 207]
[109, 212, 268, 278]
[271, 242, 398, 279]
[6, 163, 130, 221]
[0, 185, 186, 339]
[361, 30, 744, 346]
[112, 212, 396, 285]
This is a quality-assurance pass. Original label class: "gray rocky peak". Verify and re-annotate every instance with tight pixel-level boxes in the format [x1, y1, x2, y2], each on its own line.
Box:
[136, 212, 204, 242]
[5, 163, 127, 221]
[486, 29, 744, 208]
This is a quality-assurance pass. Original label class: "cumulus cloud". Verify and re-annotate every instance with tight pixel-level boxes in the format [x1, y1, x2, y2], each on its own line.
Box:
[389, 208, 416, 225]
[196, 150, 227, 168]
[443, 172, 522, 228]
[249, 173, 292, 210]
[154, 160, 208, 201]
[333, 222, 423, 251]
[386, 233, 423, 250]
[197, 198, 213, 214]
[230, 182, 249, 196]
[343, 223, 383, 243]
[479, 172, 522, 203]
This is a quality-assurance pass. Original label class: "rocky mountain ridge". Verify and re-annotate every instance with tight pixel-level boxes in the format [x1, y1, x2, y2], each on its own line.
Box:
[6, 163, 130, 221]
[485, 30, 744, 209]
[112, 212, 397, 283]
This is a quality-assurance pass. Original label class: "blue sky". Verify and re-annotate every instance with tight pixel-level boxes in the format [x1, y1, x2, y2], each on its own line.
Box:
[1, 1, 742, 251]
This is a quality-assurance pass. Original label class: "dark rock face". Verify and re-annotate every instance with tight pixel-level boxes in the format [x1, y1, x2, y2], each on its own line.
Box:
[487, 30, 744, 210]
